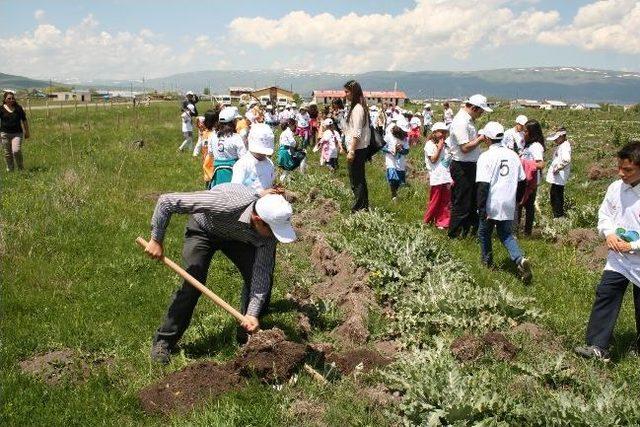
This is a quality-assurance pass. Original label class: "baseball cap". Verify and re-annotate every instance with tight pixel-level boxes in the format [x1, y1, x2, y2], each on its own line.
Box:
[410, 117, 421, 127]
[186, 91, 194, 96]
[255, 194, 296, 243]
[479, 121, 505, 140]
[248, 123, 274, 155]
[266, 105, 273, 110]
[547, 127, 567, 141]
[465, 94, 493, 112]
[186, 104, 196, 114]
[219, 106, 241, 123]
[370, 105, 378, 111]
[322, 118, 334, 126]
[396, 118, 410, 132]
[431, 122, 449, 132]
[515, 115, 528, 126]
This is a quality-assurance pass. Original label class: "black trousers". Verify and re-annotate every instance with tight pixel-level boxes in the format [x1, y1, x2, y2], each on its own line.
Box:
[586, 270, 640, 350]
[550, 184, 565, 218]
[154, 217, 274, 346]
[348, 148, 369, 213]
[448, 160, 478, 238]
[517, 187, 537, 235]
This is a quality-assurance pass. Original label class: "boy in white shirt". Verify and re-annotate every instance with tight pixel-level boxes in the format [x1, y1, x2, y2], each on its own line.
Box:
[178, 104, 195, 152]
[545, 127, 572, 217]
[502, 115, 527, 153]
[476, 121, 531, 281]
[231, 123, 275, 192]
[575, 141, 640, 361]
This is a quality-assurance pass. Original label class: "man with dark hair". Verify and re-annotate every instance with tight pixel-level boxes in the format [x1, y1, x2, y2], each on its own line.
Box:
[575, 141, 640, 361]
[182, 91, 199, 115]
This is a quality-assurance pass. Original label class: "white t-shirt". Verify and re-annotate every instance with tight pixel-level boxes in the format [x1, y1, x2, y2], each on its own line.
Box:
[545, 140, 571, 186]
[231, 153, 275, 192]
[448, 109, 480, 162]
[502, 127, 525, 152]
[444, 108, 454, 124]
[422, 110, 433, 126]
[476, 144, 526, 221]
[598, 180, 640, 287]
[181, 112, 193, 132]
[279, 127, 296, 148]
[424, 139, 453, 186]
[208, 132, 246, 161]
[296, 112, 310, 128]
[383, 133, 409, 171]
[520, 142, 544, 184]
[322, 129, 340, 159]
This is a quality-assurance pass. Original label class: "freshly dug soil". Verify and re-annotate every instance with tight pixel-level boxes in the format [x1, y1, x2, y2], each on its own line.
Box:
[484, 332, 518, 361]
[325, 348, 391, 375]
[138, 361, 244, 416]
[451, 334, 485, 362]
[559, 228, 599, 250]
[19, 349, 113, 386]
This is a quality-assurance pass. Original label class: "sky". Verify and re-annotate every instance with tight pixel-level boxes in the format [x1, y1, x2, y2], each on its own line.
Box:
[1, 0, 639, 81]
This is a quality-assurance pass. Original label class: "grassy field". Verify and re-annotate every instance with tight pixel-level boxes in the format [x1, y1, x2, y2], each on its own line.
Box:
[2, 102, 639, 425]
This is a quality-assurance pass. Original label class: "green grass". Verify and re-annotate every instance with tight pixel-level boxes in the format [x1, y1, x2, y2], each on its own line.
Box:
[2, 102, 639, 425]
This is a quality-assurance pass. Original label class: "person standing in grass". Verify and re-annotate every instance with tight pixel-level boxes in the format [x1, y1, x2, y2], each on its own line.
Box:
[178, 104, 195, 152]
[423, 122, 452, 228]
[422, 104, 433, 135]
[144, 183, 296, 364]
[1, 91, 30, 171]
[447, 94, 492, 239]
[344, 80, 371, 213]
[517, 119, 546, 235]
[318, 118, 343, 171]
[545, 127, 572, 218]
[209, 107, 246, 187]
[575, 141, 640, 361]
[383, 118, 410, 201]
[443, 101, 454, 125]
[408, 116, 422, 146]
[502, 115, 528, 153]
[277, 118, 306, 182]
[295, 104, 311, 148]
[231, 123, 276, 192]
[476, 121, 532, 280]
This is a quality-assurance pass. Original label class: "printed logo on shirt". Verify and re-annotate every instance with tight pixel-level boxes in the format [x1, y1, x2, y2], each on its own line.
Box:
[217, 143, 225, 152]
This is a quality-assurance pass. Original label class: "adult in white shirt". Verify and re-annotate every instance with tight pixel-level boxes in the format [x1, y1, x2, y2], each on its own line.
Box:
[502, 115, 527, 153]
[517, 119, 545, 235]
[476, 121, 531, 280]
[443, 102, 454, 125]
[447, 94, 492, 239]
[545, 127, 571, 218]
[423, 122, 453, 228]
[231, 123, 275, 192]
[178, 104, 196, 151]
[575, 141, 640, 361]
[343, 80, 371, 213]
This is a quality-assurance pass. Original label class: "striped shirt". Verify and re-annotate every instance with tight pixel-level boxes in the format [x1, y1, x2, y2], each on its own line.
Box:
[151, 183, 277, 316]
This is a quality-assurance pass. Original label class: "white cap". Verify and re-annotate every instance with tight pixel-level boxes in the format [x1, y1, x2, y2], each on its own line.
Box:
[266, 105, 273, 110]
[465, 94, 493, 112]
[370, 105, 378, 111]
[186, 91, 194, 96]
[396, 118, 410, 132]
[255, 194, 296, 243]
[322, 118, 334, 126]
[248, 123, 274, 155]
[424, 103, 432, 108]
[186, 104, 196, 114]
[515, 115, 528, 126]
[479, 121, 505, 140]
[219, 106, 241, 123]
[547, 127, 567, 141]
[308, 100, 317, 106]
[431, 122, 449, 132]
[410, 117, 421, 127]
[3, 88, 16, 94]
[300, 103, 307, 110]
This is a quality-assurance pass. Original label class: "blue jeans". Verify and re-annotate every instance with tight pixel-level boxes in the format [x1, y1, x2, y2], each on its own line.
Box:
[478, 219, 523, 266]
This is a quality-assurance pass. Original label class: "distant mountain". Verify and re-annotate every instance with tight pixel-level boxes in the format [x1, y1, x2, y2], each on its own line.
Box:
[0, 73, 53, 90]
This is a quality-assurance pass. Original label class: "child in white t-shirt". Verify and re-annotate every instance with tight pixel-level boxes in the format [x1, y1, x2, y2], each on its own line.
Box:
[318, 118, 342, 171]
[231, 123, 275, 192]
[545, 127, 571, 218]
[383, 118, 410, 200]
[178, 104, 195, 151]
[277, 118, 307, 182]
[423, 122, 452, 228]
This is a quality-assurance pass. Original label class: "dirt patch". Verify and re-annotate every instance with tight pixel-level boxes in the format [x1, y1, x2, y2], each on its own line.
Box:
[325, 348, 391, 375]
[374, 340, 401, 359]
[451, 332, 518, 362]
[559, 228, 608, 270]
[288, 399, 327, 426]
[297, 313, 312, 338]
[235, 328, 307, 382]
[361, 384, 402, 407]
[587, 163, 617, 181]
[484, 332, 518, 361]
[138, 361, 244, 416]
[19, 349, 113, 386]
[513, 322, 548, 341]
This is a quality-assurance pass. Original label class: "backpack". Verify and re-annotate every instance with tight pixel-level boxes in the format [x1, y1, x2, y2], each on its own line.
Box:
[366, 125, 384, 161]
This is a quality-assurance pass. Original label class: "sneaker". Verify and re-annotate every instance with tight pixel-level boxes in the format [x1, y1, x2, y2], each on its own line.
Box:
[150, 340, 172, 364]
[575, 345, 610, 361]
[517, 258, 532, 281]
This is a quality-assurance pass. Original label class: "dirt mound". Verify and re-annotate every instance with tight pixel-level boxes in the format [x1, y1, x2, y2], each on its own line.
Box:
[325, 348, 391, 375]
[587, 164, 617, 181]
[235, 328, 308, 382]
[138, 361, 244, 415]
[293, 197, 339, 232]
[374, 340, 401, 359]
[19, 349, 113, 386]
[451, 332, 518, 362]
[560, 228, 599, 250]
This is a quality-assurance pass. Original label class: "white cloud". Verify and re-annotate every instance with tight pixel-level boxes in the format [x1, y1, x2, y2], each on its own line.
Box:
[34, 9, 45, 22]
[537, 0, 640, 54]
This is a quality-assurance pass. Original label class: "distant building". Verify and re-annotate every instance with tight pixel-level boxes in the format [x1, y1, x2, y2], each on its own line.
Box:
[312, 90, 407, 106]
[570, 103, 601, 110]
[50, 90, 92, 102]
[229, 87, 254, 97]
[252, 86, 295, 106]
[510, 99, 542, 109]
[541, 100, 568, 110]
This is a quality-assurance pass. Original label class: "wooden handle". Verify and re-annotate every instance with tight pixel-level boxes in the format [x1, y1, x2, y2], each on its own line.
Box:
[136, 237, 245, 323]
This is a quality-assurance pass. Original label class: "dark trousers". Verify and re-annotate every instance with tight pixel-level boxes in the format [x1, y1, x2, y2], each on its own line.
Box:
[448, 161, 478, 238]
[586, 270, 640, 350]
[517, 187, 537, 235]
[348, 148, 369, 213]
[550, 184, 565, 218]
[154, 217, 274, 346]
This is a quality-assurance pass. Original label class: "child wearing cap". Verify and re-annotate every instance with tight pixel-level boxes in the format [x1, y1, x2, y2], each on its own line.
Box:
[503, 115, 528, 153]
[476, 121, 532, 281]
[178, 104, 195, 152]
[383, 119, 411, 201]
[408, 116, 422, 146]
[264, 106, 278, 127]
[209, 107, 246, 187]
[232, 123, 276, 192]
[545, 127, 571, 218]
[319, 118, 343, 171]
[422, 105, 433, 135]
[423, 122, 453, 228]
[277, 118, 306, 182]
[295, 106, 311, 148]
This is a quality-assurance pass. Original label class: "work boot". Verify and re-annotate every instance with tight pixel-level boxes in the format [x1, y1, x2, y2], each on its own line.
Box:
[150, 340, 172, 364]
[574, 345, 610, 362]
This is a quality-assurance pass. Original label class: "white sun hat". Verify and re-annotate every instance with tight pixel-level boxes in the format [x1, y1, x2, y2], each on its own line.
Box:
[515, 115, 528, 126]
[547, 127, 567, 141]
[465, 94, 493, 112]
[248, 123, 275, 155]
[186, 90, 194, 96]
[186, 104, 196, 114]
[478, 121, 505, 140]
[410, 117, 421, 127]
[322, 118, 334, 126]
[396, 118, 410, 132]
[255, 194, 296, 243]
[219, 106, 241, 123]
[431, 122, 449, 132]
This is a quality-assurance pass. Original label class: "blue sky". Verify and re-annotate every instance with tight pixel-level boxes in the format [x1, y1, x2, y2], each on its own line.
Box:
[2, 0, 639, 80]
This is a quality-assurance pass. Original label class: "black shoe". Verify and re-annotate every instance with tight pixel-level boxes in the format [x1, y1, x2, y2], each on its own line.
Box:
[575, 345, 610, 362]
[150, 340, 172, 364]
[517, 258, 532, 281]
